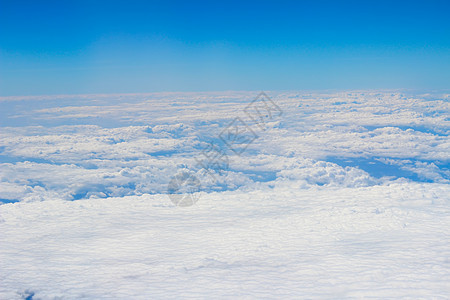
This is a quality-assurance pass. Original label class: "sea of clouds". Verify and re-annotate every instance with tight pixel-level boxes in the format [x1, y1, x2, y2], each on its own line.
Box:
[0, 91, 449, 298]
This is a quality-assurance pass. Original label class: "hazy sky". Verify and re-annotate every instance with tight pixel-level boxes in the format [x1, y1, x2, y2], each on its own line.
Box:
[1, 0, 449, 96]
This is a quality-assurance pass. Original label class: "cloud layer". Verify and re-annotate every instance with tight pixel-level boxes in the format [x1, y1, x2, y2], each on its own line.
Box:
[0, 91, 449, 298]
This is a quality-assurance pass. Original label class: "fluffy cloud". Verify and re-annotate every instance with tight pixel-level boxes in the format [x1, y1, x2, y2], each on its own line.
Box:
[1, 91, 448, 202]
[0, 91, 449, 298]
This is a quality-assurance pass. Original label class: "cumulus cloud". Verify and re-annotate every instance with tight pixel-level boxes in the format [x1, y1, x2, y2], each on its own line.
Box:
[0, 91, 449, 298]
[0, 91, 448, 203]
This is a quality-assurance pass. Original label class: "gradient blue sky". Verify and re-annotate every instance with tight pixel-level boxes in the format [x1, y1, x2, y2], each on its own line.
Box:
[1, 0, 449, 96]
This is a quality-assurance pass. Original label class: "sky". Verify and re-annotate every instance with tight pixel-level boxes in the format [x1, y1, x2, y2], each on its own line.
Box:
[0, 0, 449, 96]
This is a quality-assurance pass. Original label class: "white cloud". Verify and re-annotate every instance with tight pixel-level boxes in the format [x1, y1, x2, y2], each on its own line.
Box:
[0, 91, 449, 298]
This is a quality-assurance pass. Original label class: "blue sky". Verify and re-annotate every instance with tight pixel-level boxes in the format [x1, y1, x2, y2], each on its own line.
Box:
[0, 0, 449, 96]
